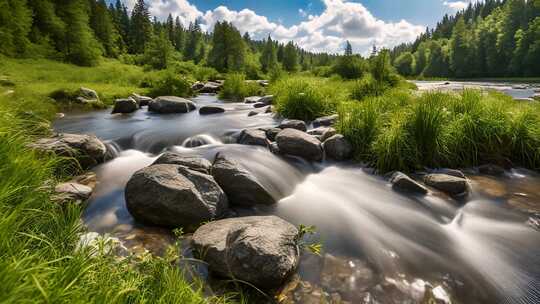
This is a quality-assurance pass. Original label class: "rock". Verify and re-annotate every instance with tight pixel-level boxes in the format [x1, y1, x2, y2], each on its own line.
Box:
[307, 127, 330, 136]
[279, 119, 307, 132]
[79, 87, 99, 100]
[247, 110, 258, 117]
[424, 174, 468, 196]
[111, 98, 138, 114]
[52, 172, 97, 204]
[270, 142, 280, 154]
[258, 95, 274, 105]
[533, 93, 540, 101]
[253, 102, 267, 108]
[211, 153, 276, 206]
[238, 129, 270, 147]
[264, 105, 272, 113]
[437, 168, 466, 179]
[182, 135, 218, 148]
[199, 105, 225, 115]
[323, 134, 352, 161]
[390, 172, 428, 195]
[191, 216, 299, 289]
[130, 93, 153, 107]
[478, 164, 505, 176]
[257, 80, 269, 87]
[320, 254, 378, 299]
[199, 82, 222, 93]
[276, 129, 323, 161]
[191, 82, 205, 91]
[321, 127, 337, 142]
[152, 152, 212, 174]
[148, 96, 196, 114]
[313, 114, 338, 128]
[125, 164, 228, 230]
[29, 133, 107, 169]
[244, 96, 261, 104]
[263, 127, 282, 141]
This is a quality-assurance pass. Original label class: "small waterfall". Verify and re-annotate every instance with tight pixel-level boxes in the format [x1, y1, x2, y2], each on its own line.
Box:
[182, 134, 221, 148]
[104, 141, 121, 160]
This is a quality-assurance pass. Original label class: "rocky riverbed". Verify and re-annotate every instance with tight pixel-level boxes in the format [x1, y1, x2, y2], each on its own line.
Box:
[49, 93, 540, 304]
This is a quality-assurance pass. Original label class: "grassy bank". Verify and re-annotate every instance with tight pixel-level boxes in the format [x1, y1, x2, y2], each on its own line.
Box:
[0, 59, 235, 303]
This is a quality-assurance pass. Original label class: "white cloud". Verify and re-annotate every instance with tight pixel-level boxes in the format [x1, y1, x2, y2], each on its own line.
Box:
[443, 0, 481, 11]
[299, 8, 308, 18]
[129, 0, 426, 54]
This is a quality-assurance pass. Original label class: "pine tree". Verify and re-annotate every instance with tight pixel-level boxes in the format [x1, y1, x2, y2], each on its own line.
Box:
[166, 13, 174, 44]
[89, 0, 119, 57]
[130, 0, 152, 54]
[282, 41, 298, 72]
[394, 52, 415, 76]
[144, 29, 174, 69]
[174, 16, 184, 53]
[344, 40, 353, 56]
[208, 22, 246, 72]
[0, 0, 32, 56]
[260, 35, 278, 73]
[449, 17, 470, 77]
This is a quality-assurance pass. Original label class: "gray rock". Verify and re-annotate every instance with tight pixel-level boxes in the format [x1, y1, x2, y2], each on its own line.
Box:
[244, 96, 261, 104]
[191, 82, 205, 91]
[125, 164, 228, 230]
[247, 110, 258, 117]
[437, 168, 466, 179]
[270, 142, 280, 154]
[321, 127, 338, 142]
[211, 154, 276, 206]
[313, 114, 338, 128]
[152, 152, 212, 174]
[257, 80, 269, 87]
[238, 129, 270, 147]
[279, 119, 307, 132]
[390, 172, 428, 195]
[424, 174, 468, 196]
[199, 82, 222, 93]
[276, 128, 323, 161]
[258, 95, 274, 105]
[199, 105, 225, 115]
[253, 102, 267, 108]
[149, 96, 196, 114]
[29, 133, 107, 169]
[79, 87, 99, 100]
[323, 134, 352, 161]
[307, 127, 330, 136]
[264, 105, 273, 113]
[111, 98, 138, 114]
[191, 216, 299, 289]
[263, 127, 282, 141]
[320, 254, 377, 298]
[54, 182, 93, 201]
[130, 93, 153, 107]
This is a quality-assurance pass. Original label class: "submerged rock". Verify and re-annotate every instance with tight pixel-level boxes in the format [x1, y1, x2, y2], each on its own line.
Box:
[199, 105, 225, 115]
[320, 254, 378, 299]
[130, 93, 153, 107]
[211, 153, 276, 206]
[253, 102, 267, 108]
[313, 114, 338, 128]
[390, 172, 428, 195]
[152, 152, 212, 174]
[191, 216, 299, 289]
[148, 96, 196, 114]
[247, 110, 258, 117]
[276, 128, 323, 161]
[238, 129, 270, 147]
[125, 164, 228, 230]
[111, 98, 138, 114]
[478, 164, 505, 176]
[279, 119, 307, 132]
[323, 134, 352, 161]
[29, 133, 107, 169]
[424, 173, 468, 196]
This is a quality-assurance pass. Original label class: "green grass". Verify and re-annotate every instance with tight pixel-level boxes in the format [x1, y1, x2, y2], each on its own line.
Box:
[0, 58, 242, 303]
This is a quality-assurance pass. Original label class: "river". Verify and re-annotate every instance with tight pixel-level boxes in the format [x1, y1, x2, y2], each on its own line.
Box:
[54, 94, 540, 303]
[413, 80, 539, 100]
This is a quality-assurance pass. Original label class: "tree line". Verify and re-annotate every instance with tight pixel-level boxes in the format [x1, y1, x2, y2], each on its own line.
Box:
[0, 0, 338, 76]
[391, 0, 540, 78]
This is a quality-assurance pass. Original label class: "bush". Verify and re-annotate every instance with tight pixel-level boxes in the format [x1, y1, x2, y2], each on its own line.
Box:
[219, 73, 263, 102]
[351, 75, 389, 100]
[271, 77, 342, 121]
[333, 56, 368, 79]
[147, 70, 193, 97]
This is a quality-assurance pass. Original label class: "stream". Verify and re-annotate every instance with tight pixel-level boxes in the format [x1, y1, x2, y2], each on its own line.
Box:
[54, 94, 540, 303]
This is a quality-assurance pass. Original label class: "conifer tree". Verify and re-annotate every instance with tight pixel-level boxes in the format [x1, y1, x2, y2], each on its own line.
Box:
[282, 41, 298, 72]
[174, 16, 185, 53]
[0, 0, 32, 56]
[130, 0, 152, 54]
[260, 35, 278, 73]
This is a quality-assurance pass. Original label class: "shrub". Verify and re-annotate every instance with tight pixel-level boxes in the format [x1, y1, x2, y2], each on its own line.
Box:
[333, 55, 368, 79]
[351, 75, 389, 100]
[219, 73, 263, 102]
[271, 77, 342, 121]
[147, 70, 193, 97]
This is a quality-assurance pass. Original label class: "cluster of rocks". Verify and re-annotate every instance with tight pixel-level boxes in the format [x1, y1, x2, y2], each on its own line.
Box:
[389, 170, 470, 198]
[244, 95, 274, 116]
[124, 151, 300, 289]
[191, 80, 269, 94]
[53, 172, 97, 205]
[238, 115, 352, 162]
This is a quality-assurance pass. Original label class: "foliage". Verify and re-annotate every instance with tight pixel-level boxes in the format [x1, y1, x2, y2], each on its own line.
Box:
[146, 70, 193, 97]
[208, 21, 246, 72]
[350, 75, 390, 100]
[260, 36, 278, 73]
[282, 42, 299, 72]
[394, 52, 415, 76]
[143, 30, 174, 70]
[219, 73, 262, 102]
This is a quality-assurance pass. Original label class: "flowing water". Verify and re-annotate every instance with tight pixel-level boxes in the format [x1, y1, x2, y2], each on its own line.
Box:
[54, 94, 540, 303]
[413, 80, 539, 100]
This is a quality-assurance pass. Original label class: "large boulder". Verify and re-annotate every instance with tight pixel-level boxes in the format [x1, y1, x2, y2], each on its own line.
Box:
[191, 216, 300, 289]
[279, 119, 307, 132]
[323, 134, 352, 161]
[130, 93, 153, 107]
[211, 154, 276, 206]
[152, 152, 212, 174]
[29, 133, 107, 169]
[199, 105, 225, 115]
[424, 173, 468, 196]
[276, 129, 323, 161]
[262, 127, 282, 141]
[148, 96, 196, 114]
[390, 172, 428, 195]
[313, 114, 338, 128]
[125, 164, 228, 230]
[111, 98, 138, 114]
[238, 129, 270, 147]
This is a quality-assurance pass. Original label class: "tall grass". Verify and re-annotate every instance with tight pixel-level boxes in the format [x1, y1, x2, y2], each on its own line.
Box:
[219, 73, 263, 102]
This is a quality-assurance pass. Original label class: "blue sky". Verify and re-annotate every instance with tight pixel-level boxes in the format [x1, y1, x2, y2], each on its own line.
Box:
[120, 0, 474, 54]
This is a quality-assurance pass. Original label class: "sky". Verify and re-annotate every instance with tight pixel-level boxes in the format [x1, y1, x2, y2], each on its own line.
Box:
[118, 0, 479, 54]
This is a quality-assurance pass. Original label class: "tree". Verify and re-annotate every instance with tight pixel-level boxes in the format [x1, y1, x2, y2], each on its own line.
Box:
[130, 0, 152, 53]
[344, 40, 353, 56]
[260, 35, 278, 73]
[144, 29, 174, 69]
[423, 40, 450, 77]
[208, 21, 246, 72]
[449, 17, 471, 77]
[394, 52, 415, 76]
[282, 41, 298, 72]
[173, 16, 184, 52]
[165, 14, 174, 44]
[371, 49, 394, 83]
[0, 0, 32, 56]
[184, 20, 203, 63]
[333, 40, 366, 79]
[89, 0, 119, 57]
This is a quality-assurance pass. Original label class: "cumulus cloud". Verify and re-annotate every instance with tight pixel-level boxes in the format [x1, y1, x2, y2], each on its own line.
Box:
[129, 0, 426, 54]
[443, 0, 481, 11]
